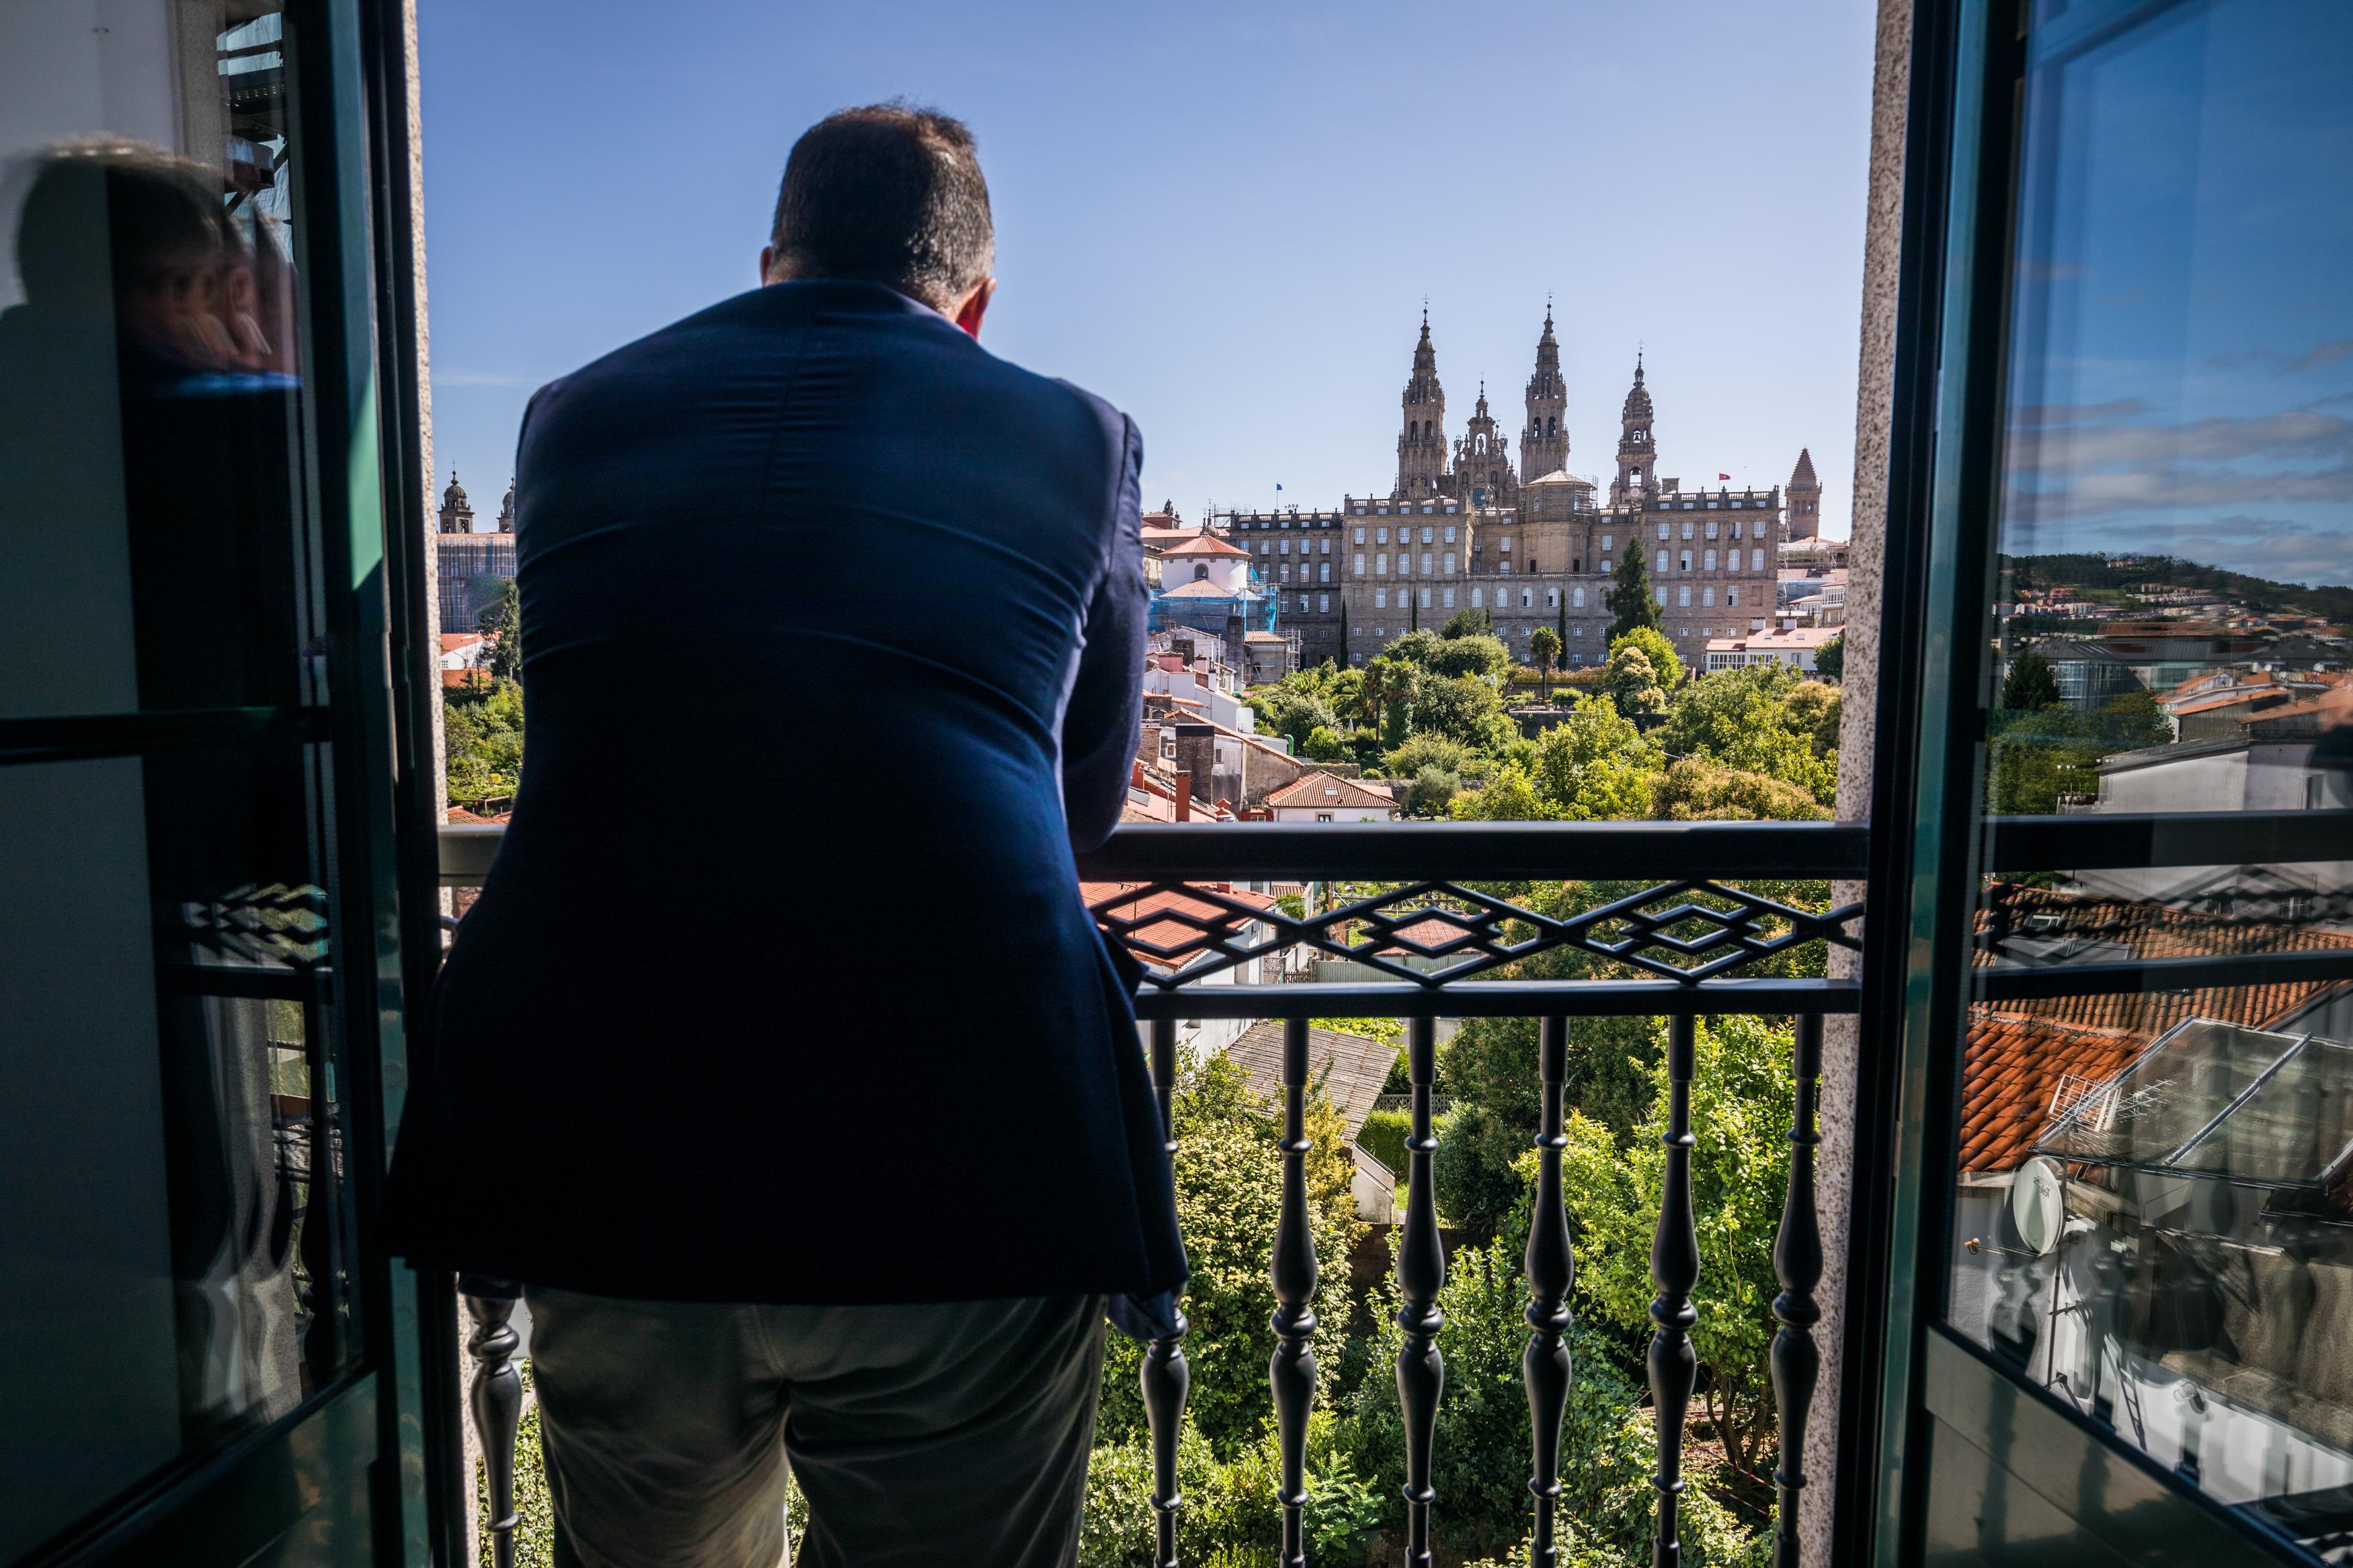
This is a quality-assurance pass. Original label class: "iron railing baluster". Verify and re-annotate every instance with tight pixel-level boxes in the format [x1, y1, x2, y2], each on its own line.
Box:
[465, 1292, 522, 1568]
[1648, 1014, 1700, 1568]
[434, 823, 1881, 1565]
[1770, 1014, 1825, 1568]
[1142, 1016, 1191, 1568]
[1396, 1014, 1446, 1568]
[1270, 1018, 1318, 1568]
[1523, 1014, 1574, 1568]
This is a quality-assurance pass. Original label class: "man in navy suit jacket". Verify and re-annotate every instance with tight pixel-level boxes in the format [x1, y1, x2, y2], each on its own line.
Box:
[384, 104, 1182, 1568]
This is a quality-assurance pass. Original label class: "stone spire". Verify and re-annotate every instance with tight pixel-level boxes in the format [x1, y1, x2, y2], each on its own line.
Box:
[437, 469, 474, 535]
[1611, 356, 1657, 507]
[1785, 446, 1823, 540]
[1454, 380, 1515, 507]
[496, 479, 516, 534]
[1395, 307, 1449, 498]
[1520, 303, 1568, 482]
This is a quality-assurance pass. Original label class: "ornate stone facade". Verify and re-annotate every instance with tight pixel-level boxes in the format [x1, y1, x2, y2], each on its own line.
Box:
[1226, 314, 1813, 670]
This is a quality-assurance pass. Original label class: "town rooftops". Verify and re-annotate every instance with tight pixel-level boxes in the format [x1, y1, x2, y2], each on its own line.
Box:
[1223, 1021, 1397, 1141]
[1158, 579, 1263, 600]
[1264, 771, 1398, 812]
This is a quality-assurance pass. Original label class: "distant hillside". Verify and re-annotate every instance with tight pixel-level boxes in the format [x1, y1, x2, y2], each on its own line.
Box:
[2003, 552, 2353, 630]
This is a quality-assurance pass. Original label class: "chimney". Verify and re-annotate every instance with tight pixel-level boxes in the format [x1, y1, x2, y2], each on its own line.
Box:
[1172, 770, 1192, 821]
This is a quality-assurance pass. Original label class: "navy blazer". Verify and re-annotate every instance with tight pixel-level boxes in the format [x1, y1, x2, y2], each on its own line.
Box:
[383, 280, 1185, 1304]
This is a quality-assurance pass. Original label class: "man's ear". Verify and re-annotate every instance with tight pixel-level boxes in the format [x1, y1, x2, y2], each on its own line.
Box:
[953, 277, 996, 339]
[758, 244, 777, 284]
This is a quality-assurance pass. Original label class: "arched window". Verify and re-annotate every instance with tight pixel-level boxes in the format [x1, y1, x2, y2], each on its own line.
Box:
[1193, 563, 1208, 581]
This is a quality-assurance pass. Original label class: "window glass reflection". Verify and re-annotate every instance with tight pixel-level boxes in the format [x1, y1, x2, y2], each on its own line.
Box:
[0, 6, 349, 1559]
[1949, 0, 2353, 1553]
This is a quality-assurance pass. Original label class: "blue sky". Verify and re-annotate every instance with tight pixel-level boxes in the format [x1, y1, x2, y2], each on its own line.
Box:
[1999, 0, 2353, 585]
[420, 0, 1878, 536]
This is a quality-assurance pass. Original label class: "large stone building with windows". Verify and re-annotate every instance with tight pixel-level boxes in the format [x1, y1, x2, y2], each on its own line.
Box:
[1224, 312, 1810, 671]
[435, 472, 518, 635]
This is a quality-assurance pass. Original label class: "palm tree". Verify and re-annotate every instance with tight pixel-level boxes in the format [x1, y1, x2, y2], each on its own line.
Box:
[1378, 657, 1422, 741]
[1354, 655, 1394, 731]
[1527, 624, 1563, 702]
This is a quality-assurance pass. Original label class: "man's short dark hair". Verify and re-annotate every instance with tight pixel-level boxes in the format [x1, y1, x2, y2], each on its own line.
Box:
[768, 104, 993, 310]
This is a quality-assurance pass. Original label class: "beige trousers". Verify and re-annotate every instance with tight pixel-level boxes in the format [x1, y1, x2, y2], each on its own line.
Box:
[525, 1288, 1107, 1568]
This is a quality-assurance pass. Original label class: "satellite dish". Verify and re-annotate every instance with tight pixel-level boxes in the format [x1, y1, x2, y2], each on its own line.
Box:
[2010, 1156, 2066, 1257]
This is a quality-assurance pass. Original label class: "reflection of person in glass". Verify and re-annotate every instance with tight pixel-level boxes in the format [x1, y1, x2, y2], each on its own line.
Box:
[0, 142, 317, 1441]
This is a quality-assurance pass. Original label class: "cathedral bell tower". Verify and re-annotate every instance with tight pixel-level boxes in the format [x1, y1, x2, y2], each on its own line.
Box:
[1520, 306, 1568, 482]
[437, 470, 474, 534]
[1454, 382, 1515, 507]
[1610, 357, 1657, 506]
[1395, 309, 1448, 498]
[1784, 447, 1822, 540]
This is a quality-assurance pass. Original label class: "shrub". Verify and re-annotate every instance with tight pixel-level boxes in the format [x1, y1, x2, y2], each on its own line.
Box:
[1425, 634, 1511, 682]
[1383, 733, 1472, 780]
[1609, 625, 1684, 689]
[1408, 764, 1462, 817]
[1357, 1107, 1409, 1175]
[1651, 758, 1827, 821]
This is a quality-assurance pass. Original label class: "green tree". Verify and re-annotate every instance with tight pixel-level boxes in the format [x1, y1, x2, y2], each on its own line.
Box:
[1338, 1225, 1755, 1565]
[1447, 759, 1552, 821]
[1783, 681, 1843, 759]
[1610, 625, 1684, 690]
[1427, 634, 1511, 682]
[1655, 663, 1836, 804]
[1529, 695, 1654, 815]
[443, 678, 526, 813]
[1441, 606, 1494, 640]
[1302, 725, 1349, 762]
[1383, 733, 1472, 780]
[1387, 628, 1445, 667]
[1378, 657, 1423, 747]
[477, 579, 523, 684]
[1408, 764, 1463, 816]
[1601, 646, 1667, 718]
[1563, 1015, 1796, 1485]
[1096, 1055, 1362, 1454]
[1652, 757, 1827, 821]
[1606, 544, 1664, 638]
[1411, 673, 1511, 749]
[1254, 688, 1337, 750]
[1998, 647, 2062, 711]
[1354, 655, 1398, 733]
[1527, 624, 1563, 700]
[1813, 632, 1844, 681]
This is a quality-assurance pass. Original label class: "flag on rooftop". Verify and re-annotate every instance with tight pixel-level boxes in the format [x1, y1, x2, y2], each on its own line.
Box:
[1718, 472, 1731, 481]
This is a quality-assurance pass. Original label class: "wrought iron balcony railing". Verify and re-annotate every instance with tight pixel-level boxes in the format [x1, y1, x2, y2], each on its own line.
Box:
[437, 818, 1868, 1568]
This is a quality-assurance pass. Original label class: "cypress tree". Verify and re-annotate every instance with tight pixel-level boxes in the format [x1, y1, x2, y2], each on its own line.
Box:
[1607, 545, 1665, 639]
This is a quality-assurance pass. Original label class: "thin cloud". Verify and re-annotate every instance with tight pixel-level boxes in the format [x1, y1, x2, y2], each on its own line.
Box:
[2282, 337, 2353, 376]
[434, 369, 532, 388]
[2011, 398, 2151, 427]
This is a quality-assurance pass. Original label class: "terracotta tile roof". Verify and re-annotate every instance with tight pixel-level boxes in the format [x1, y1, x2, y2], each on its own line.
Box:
[1265, 771, 1397, 813]
[1975, 884, 2353, 1038]
[1958, 1012, 2147, 1174]
[1159, 578, 1259, 599]
[1224, 1020, 1398, 1141]
[1960, 884, 2353, 1172]
[1082, 881, 1281, 973]
[1161, 534, 1250, 559]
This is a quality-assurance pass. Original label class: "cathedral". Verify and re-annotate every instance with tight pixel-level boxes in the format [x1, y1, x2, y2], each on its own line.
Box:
[1219, 311, 1821, 671]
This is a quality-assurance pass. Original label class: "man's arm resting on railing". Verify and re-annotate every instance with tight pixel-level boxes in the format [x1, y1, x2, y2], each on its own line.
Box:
[1061, 410, 1147, 854]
